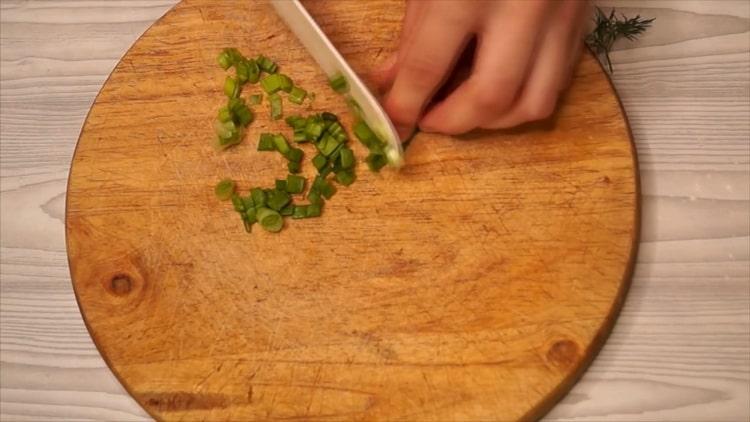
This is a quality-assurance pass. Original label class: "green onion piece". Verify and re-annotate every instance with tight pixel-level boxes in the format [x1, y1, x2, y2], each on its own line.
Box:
[256, 207, 283, 232]
[321, 112, 338, 122]
[260, 74, 283, 94]
[258, 133, 276, 151]
[249, 94, 262, 105]
[234, 105, 254, 127]
[267, 189, 291, 211]
[366, 152, 388, 172]
[329, 143, 345, 161]
[339, 147, 355, 169]
[275, 179, 287, 191]
[245, 207, 257, 224]
[269, 93, 282, 120]
[278, 74, 293, 92]
[335, 170, 355, 186]
[306, 203, 322, 218]
[311, 175, 325, 191]
[280, 203, 295, 216]
[242, 195, 254, 211]
[222, 48, 245, 65]
[256, 55, 278, 73]
[320, 181, 336, 199]
[287, 160, 301, 174]
[217, 51, 232, 70]
[292, 205, 308, 219]
[224, 76, 240, 98]
[319, 166, 332, 178]
[285, 115, 306, 129]
[318, 134, 342, 157]
[231, 194, 245, 212]
[286, 147, 303, 163]
[354, 120, 377, 145]
[285, 174, 305, 194]
[214, 119, 236, 139]
[246, 59, 261, 83]
[312, 154, 327, 171]
[307, 190, 323, 205]
[346, 98, 363, 120]
[251, 188, 266, 208]
[329, 73, 349, 93]
[227, 97, 245, 112]
[236, 60, 250, 84]
[272, 134, 291, 155]
[289, 86, 307, 104]
[243, 219, 253, 233]
[293, 129, 307, 143]
[217, 106, 232, 123]
[305, 120, 324, 141]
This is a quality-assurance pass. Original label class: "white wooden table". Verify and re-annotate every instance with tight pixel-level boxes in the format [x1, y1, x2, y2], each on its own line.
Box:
[1, 1, 748, 420]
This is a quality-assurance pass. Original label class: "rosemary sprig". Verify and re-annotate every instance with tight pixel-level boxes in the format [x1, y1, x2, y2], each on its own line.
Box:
[586, 7, 655, 73]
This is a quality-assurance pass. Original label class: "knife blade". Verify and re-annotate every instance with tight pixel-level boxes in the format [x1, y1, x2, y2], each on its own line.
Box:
[270, 0, 404, 167]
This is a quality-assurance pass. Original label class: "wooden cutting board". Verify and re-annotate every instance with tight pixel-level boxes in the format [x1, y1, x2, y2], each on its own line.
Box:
[66, 0, 639, 420]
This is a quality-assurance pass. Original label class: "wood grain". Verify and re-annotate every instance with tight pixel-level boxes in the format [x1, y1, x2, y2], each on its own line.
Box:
[1, 0, 748, 421]
[64, 0, 636, 420]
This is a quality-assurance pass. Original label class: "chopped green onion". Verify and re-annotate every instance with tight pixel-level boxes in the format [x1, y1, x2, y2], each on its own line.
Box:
[354, 120, 377, 145]
[214, 119, 237, 139]
[234, 105, 254, 127]
[231, 194, 245, 212]
[312, 154, 327, 171]
[267, 189, 291, 211]
[243, 219, 253, 233]
[286, 174, 305, 194]
[305, 120, 324, 141]
[289, 86, 307, 104]
[318, 134, 342, 157]
[217, 51, 232, 70]
[306, 203, 322, 218]
[248, 94, 262, 105]
[275, 179, 287, 191]
[256, 207, 283, 232]
[217, 106, 232, 123]
[285, 115, 306, 129]
[245, 207, 257, 224]
[258, 133, 276, 151]
[366, 152, 388, 171]
[224, 76, 240, 98]
[346, 98, 363, 120]
[320, 181, 336, 199]
[339, 147, 355, 169]
[307, 190, 322, 205]
[256, 55, 278, 73]
[329, 73, 348, 93]
[242, 195, 254, 211]
[251, 188, 266, 208]
[287, 160, 301, 174]
[269, 93, 282, 120]
[293, 129, 307, 143]
[286, 147, 303, 163]
[292, 205, 308, 219]
[278, 74, 293, 92]
[235, 60, 250, 84]
[272, 134, 291, 155]
[335, 170, 355, 186]
[319, 166, 332, 178]
[260, 74, 283, 94]
[280, 203, 295, 216]
[246, 59, 261, 83]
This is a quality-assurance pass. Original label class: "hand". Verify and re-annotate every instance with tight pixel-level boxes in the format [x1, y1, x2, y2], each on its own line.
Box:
[376, 0, 589, 137]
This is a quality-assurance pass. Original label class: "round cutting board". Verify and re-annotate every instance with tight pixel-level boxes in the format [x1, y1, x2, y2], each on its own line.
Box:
[66, 0, 639, 420]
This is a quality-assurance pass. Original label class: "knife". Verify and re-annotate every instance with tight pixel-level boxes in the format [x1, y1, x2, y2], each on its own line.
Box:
[270, 0, 404, 167]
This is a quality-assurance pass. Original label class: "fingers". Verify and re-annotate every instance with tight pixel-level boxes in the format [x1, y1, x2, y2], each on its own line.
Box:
[382, 2, 476, 137]
[485, 0, 587, 129]
[371, 0, 426, 93]
[418, 1, 550, 135]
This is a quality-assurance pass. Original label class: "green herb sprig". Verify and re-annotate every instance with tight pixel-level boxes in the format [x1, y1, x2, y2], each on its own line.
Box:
[586, 7, 654, 73]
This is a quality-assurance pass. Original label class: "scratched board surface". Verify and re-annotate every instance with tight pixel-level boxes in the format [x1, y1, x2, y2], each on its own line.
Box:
[65, 0, 639, 420]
